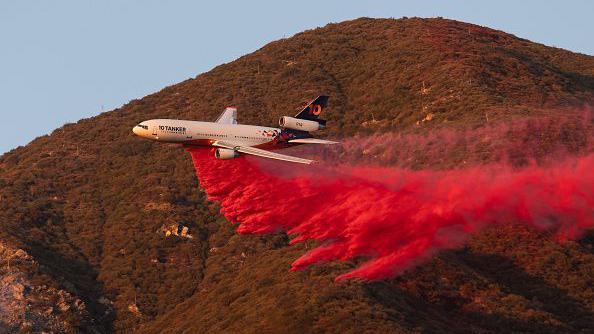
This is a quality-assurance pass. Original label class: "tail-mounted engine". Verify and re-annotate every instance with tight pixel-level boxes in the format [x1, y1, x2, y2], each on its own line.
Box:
[279, 116, 325, 132]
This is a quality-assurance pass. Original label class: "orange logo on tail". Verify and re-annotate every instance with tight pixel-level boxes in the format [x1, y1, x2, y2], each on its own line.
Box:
[310, 104, 322, 116]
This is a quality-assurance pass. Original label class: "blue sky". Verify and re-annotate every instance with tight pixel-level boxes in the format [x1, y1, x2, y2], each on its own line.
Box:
[1, 1, 593, 154]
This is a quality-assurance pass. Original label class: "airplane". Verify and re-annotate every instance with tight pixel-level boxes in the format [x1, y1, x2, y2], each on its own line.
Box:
[132, 95, 337, 164]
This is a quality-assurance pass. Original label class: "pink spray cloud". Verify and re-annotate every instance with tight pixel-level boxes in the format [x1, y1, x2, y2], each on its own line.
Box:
[187, 111, 594, 280]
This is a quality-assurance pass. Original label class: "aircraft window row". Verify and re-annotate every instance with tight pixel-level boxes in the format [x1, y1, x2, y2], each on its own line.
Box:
[234, 135, 261, 140]
[195, 133, 264, 140]
[198, 133, 228, 138]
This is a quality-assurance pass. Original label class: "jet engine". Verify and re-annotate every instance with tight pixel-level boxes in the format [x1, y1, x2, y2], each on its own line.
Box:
[215, 148, 239, 160]
[279, 116, 324, 132]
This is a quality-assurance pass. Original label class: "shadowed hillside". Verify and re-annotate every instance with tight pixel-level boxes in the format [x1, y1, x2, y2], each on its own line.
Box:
[1, 17, 593, 333]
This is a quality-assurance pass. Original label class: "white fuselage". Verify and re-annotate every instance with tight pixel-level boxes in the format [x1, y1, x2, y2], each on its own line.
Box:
[132, 119, 282, 148]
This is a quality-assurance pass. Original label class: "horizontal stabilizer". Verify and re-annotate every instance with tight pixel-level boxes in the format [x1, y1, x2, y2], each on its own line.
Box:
[288, 138, 339, 145]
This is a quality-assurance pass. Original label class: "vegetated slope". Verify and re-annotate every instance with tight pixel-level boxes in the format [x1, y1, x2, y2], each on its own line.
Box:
[0, 17, 593, 333]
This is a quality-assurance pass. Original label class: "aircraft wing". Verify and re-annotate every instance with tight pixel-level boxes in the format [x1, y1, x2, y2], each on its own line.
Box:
[215, 107, 238, 124]
[288, 138, 339, 145]
[213, 141, 314, 165]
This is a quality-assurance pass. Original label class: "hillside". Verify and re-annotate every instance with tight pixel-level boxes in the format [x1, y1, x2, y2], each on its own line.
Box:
[1, 17, 594, 333]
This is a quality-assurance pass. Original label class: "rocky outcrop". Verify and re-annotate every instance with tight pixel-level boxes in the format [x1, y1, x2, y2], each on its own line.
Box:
[0, 242, 95, 333]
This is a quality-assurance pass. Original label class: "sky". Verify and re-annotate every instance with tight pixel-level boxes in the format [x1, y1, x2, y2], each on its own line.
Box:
[1, 1, 593, 154]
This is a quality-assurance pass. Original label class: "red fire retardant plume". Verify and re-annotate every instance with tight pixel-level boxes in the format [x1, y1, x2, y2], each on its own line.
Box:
[188, 148, 594, 280]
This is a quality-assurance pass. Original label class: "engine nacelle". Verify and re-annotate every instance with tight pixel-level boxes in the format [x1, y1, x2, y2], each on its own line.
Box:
[279, 116, 324, 132]
[214, 148, 239, 160]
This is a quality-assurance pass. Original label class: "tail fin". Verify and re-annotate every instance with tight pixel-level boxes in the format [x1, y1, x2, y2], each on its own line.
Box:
[294, 96, 329, 124]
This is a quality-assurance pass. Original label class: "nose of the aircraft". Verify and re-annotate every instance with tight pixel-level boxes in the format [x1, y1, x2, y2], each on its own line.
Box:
[132, 126, 140, 136]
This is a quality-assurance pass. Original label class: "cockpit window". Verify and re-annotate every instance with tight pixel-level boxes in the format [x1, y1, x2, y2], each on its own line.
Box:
[137, 124, 148, 130]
